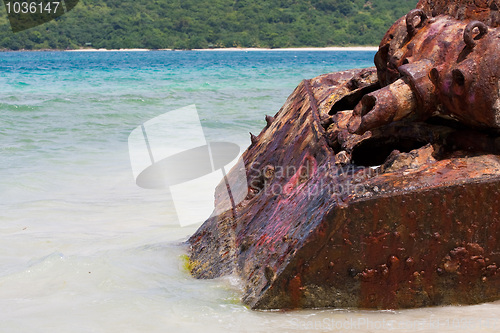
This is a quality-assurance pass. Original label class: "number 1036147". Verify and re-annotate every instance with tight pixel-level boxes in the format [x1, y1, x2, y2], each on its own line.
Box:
[5, 1, 61, 14]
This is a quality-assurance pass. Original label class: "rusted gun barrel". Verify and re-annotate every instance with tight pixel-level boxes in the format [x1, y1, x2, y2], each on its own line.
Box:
[349, 7, 500, 134]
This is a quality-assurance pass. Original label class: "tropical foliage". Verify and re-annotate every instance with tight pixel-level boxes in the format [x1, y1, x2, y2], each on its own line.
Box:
[0, 0, 418, 50]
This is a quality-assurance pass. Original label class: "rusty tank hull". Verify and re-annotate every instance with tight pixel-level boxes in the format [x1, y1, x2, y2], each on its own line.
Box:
[189, 0, 500, 310]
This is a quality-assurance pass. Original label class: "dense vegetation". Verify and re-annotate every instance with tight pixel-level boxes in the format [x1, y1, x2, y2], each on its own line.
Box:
[0, 0, 418, 50]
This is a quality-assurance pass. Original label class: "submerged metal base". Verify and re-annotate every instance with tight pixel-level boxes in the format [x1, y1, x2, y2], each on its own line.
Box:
[188, 67, 500, 309]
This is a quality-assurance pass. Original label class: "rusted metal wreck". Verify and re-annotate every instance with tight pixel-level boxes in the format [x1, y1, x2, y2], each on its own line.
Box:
[189, 0, 500, 309]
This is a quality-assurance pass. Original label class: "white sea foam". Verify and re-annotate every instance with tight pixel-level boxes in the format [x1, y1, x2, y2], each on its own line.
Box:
[1, 50, 499, 332]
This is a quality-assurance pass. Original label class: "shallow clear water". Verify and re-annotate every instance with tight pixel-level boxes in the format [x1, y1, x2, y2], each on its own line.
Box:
[1, 50, 499, 333]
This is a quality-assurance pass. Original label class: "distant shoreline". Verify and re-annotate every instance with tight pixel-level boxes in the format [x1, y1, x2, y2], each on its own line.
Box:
[1, 46, 380, 52]
[63, 46, 380, 52]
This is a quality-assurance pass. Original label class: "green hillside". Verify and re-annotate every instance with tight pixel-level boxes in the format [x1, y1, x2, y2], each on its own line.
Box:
[0, 0, 418, 50]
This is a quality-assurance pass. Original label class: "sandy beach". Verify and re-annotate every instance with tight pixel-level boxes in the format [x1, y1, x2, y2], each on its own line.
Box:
[193, 46, 380, 51]
[65, 48, 152, 52]
[65, 46, 379, 52]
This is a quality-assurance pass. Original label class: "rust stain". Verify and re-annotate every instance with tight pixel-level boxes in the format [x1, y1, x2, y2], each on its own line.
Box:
[189, 0, 500, 310]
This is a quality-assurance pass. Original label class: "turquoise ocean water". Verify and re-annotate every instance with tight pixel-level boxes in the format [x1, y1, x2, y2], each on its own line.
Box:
[1, 50, 499, 332]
